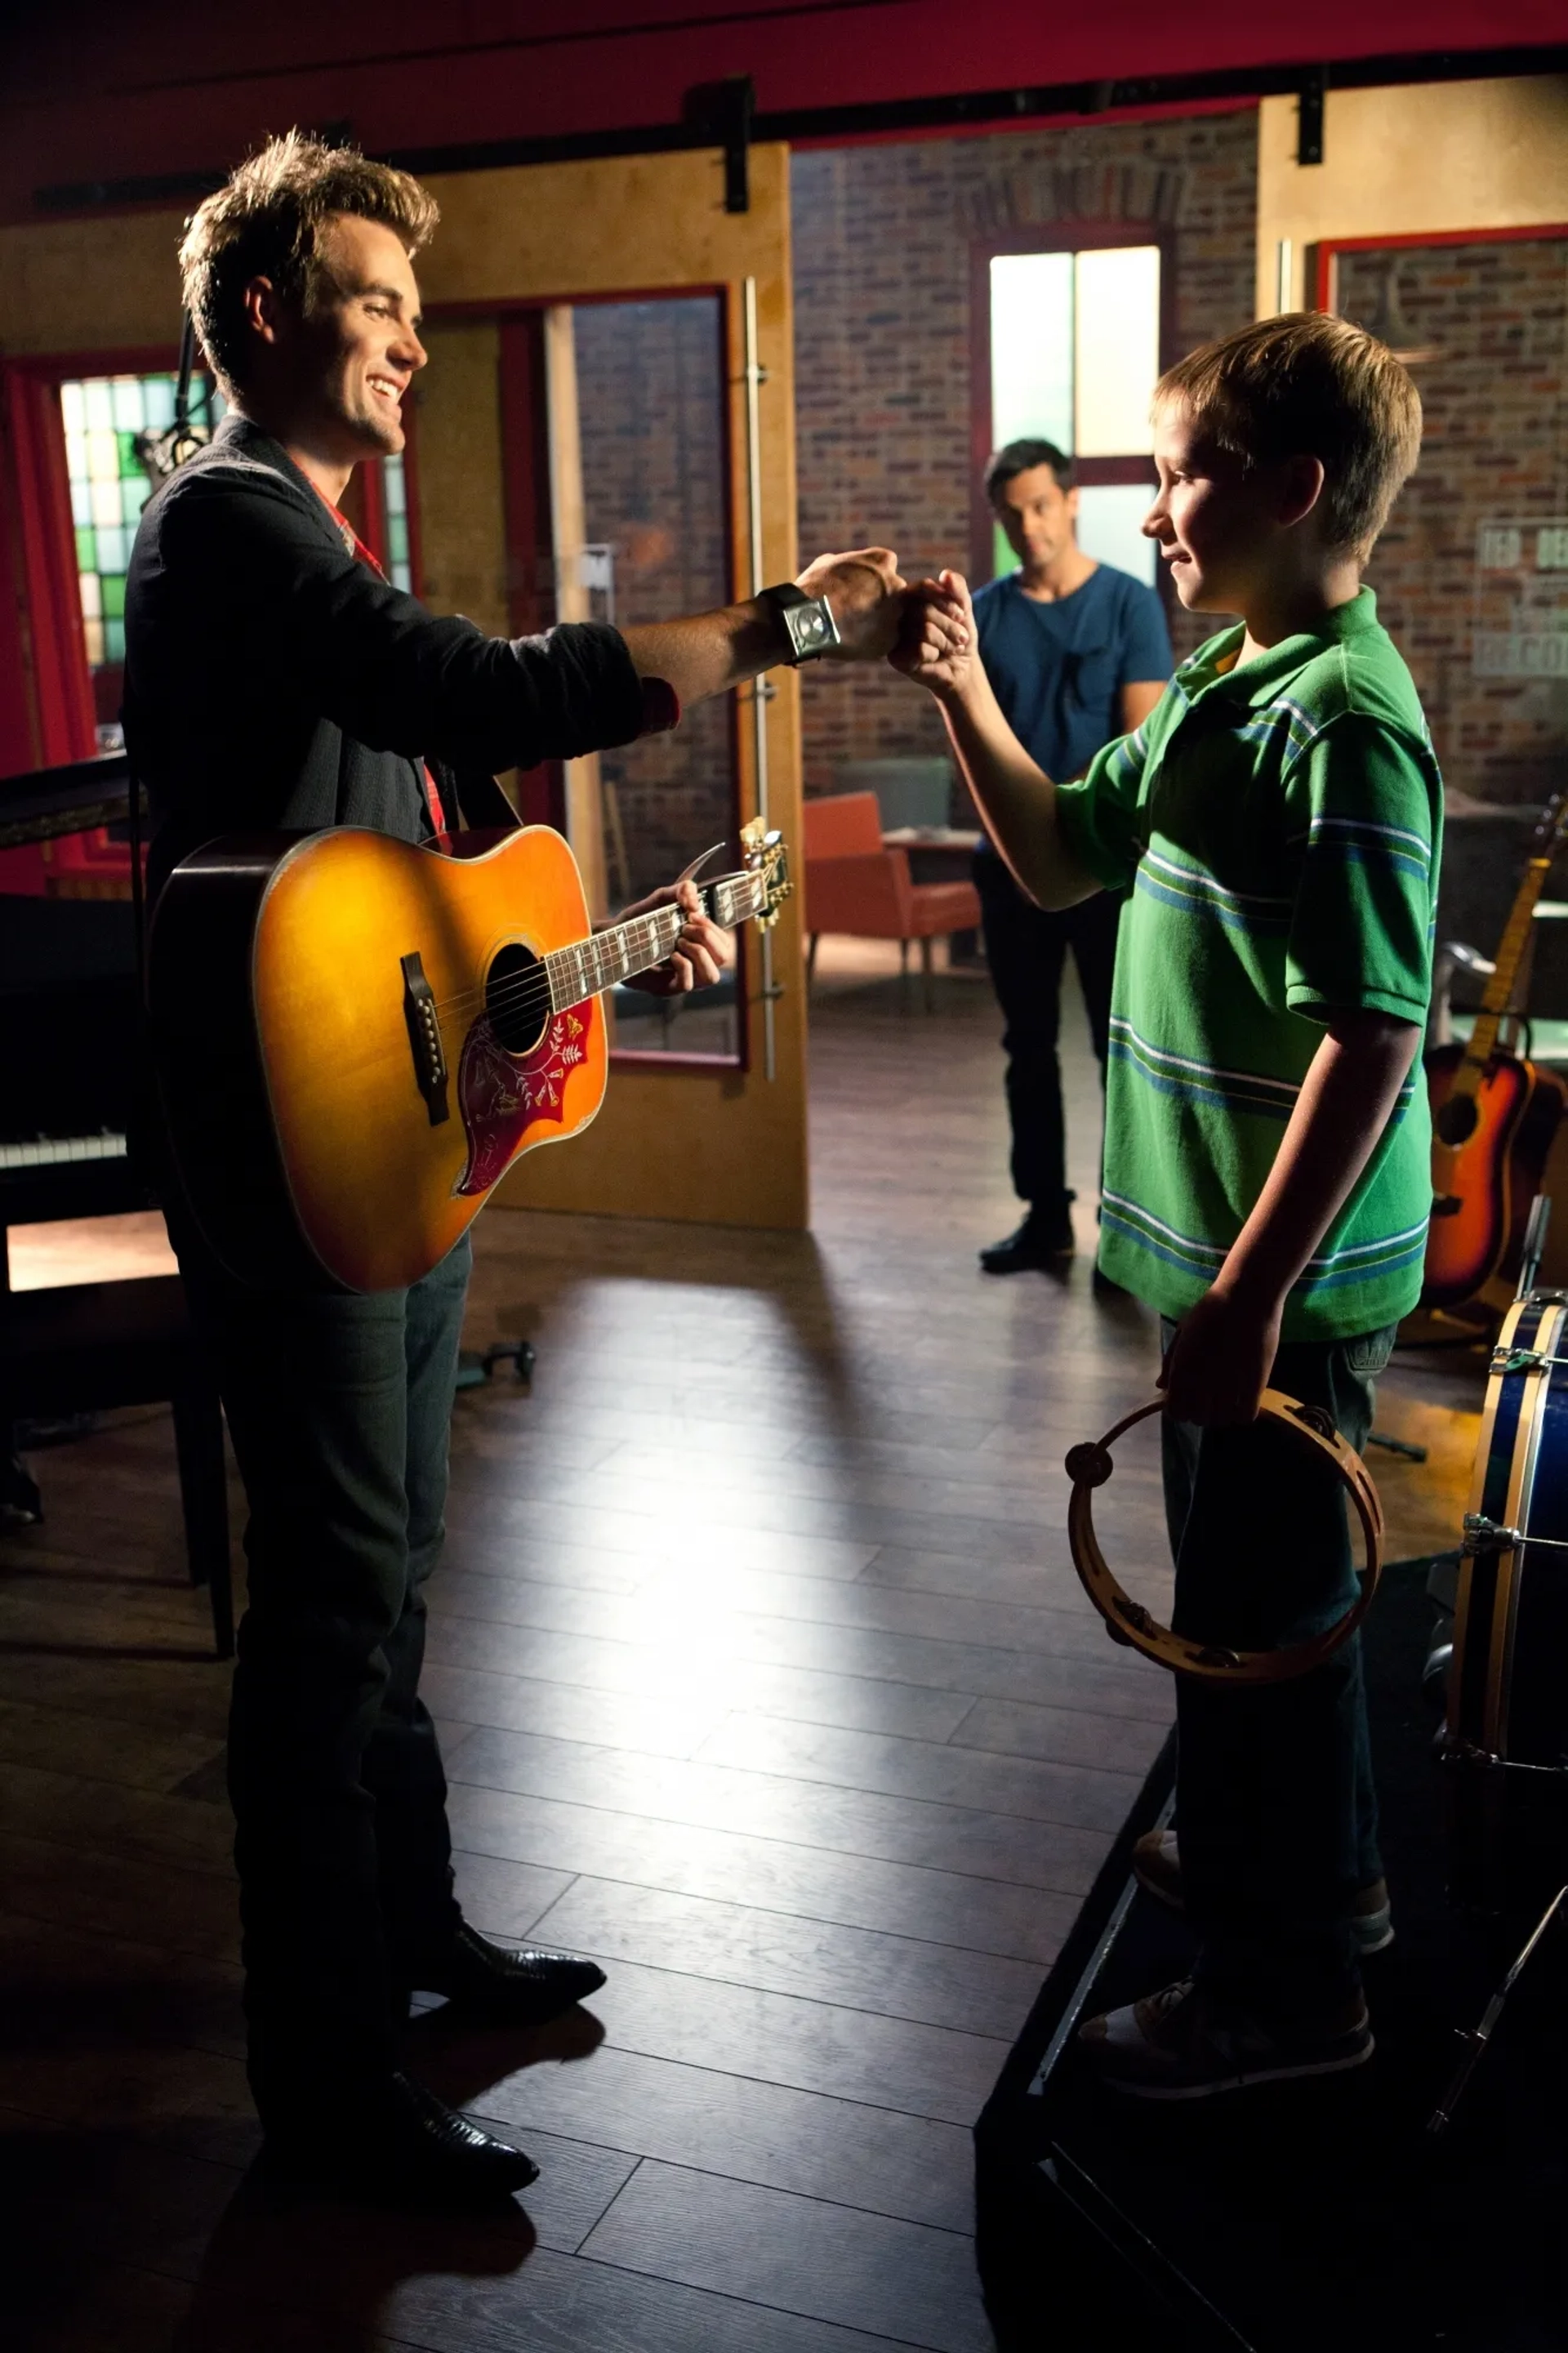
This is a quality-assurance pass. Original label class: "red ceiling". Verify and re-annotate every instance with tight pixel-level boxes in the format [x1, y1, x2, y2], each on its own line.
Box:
[1, 0, 1562, 225]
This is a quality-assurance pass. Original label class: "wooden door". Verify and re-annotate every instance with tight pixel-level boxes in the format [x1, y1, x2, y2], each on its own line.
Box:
[413, 146, 808, 1232]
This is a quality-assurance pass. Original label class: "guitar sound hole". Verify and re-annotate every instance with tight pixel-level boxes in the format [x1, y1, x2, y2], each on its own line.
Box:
[1435, 1095, 1481, 1147]
[485, 943, 549, 1055]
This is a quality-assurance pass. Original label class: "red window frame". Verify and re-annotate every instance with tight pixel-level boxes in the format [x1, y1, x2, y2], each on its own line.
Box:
[1310, 223, 1568, 314]
[341, 415, 425, 596]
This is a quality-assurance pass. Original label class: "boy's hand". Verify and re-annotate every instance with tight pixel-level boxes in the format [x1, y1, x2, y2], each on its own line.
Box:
[889, 570, 974, 700]
[1159, 1283, 1282, 1428]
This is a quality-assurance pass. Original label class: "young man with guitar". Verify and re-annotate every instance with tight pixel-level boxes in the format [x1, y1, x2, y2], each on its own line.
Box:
[125, 130, 909, 2204]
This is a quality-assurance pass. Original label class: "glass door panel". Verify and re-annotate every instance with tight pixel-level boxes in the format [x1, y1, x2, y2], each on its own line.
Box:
[573, 293, 742, 1063]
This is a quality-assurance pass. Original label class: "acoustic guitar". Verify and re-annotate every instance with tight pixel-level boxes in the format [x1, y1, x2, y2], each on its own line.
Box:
[149, 818, 790, 1294]
[1422, 793, 1568, 1312]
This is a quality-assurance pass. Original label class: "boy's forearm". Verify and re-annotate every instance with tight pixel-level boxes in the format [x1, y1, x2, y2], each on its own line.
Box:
[938, 672, 1100, 910]
[1215, 1011, 1423, 1313]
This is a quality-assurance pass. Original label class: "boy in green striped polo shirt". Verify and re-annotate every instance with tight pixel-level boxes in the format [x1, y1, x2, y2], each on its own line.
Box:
[898, 314, 1435, 2098]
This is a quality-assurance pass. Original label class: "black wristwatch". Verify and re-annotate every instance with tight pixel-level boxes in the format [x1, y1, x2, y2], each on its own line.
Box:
[758, 582, 841, 665]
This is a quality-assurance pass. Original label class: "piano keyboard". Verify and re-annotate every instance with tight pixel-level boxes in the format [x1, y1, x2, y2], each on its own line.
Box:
[0, 1133, 128, 1170]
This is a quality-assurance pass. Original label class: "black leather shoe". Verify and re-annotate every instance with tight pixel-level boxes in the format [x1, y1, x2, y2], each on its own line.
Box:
[265, 2070, 538, 2204]
[408, 1922, 607, 2024]
[979, 1209, 1075, 1273]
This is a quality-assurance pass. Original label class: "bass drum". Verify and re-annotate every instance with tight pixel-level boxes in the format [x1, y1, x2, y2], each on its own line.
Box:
[1446, 1286, 1568, 1910]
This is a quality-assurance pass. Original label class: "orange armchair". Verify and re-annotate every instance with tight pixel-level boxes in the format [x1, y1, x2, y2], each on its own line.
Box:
[802, 792, 982, 1010]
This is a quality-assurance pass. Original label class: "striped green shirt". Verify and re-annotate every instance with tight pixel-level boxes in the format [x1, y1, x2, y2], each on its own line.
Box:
[1055, 588, 1442, 1341]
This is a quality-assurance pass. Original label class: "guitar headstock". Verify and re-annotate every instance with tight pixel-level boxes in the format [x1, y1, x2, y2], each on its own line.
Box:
[739, 818, 791, 932]
[706, 822, 792, 934]
[1533, 790, 1568, 860]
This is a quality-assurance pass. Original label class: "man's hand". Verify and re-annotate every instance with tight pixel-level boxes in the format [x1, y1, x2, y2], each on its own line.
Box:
[1159, 1281, 1282, 1429]
[617, 879, 733, 998]
[795, 548, 906, 661]
[889, 570, 975, 700]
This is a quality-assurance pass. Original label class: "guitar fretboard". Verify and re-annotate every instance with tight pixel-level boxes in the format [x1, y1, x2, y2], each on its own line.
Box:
[542, 870, 764, 1013]
[1465, 854, 1554, 1072]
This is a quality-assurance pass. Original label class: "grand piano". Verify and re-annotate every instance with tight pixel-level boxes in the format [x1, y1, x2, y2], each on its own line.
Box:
[0, 751, 145, 1254]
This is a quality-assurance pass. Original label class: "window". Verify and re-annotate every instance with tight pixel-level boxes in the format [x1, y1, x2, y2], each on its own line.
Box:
[348, 447, 419, 595]
[976, 232, 1168, 589]
[60, 372, 222, 682]
[57, 376, 411, 742]
[381, 451, 413, 592]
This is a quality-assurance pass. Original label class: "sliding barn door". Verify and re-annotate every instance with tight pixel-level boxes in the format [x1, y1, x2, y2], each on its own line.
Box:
[413, 146, 808, 1231]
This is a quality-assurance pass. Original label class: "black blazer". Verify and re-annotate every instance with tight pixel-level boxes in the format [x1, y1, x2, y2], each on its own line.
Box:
[123, 414, 645, 899]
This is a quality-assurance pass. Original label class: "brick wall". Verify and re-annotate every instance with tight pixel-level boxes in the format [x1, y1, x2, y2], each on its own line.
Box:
[576, 296, 736, 900]
[791, 109, 1259, 795]
[1339, 238, 1568, 812]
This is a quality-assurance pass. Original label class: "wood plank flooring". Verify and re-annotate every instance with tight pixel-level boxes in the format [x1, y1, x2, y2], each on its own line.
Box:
[1, 945, 1481, 2351]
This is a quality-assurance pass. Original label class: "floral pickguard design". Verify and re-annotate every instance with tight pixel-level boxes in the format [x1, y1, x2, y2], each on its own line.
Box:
[453, 1002, 593, 1197]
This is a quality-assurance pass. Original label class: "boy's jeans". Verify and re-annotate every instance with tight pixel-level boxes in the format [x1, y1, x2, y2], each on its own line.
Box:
[1160, 1318, 1395, 2024]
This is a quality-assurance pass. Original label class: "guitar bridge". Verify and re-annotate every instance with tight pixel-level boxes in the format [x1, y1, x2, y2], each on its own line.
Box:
[401, 952, 450, 1126]
[1432, 1193, 1462, 1217]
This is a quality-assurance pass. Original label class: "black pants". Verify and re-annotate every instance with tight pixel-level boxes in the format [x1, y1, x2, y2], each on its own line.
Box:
[174, 1218, 470, 2124]
[973, 849, 1122, 1213]
[1162, 1320, 1392, 2022]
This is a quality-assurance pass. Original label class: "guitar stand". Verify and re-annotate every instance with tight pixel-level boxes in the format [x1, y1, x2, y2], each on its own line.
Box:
[1428, 1884, 1568, 2137]
[1, 1444, 42, 1527]
[454, 1339, 536, 1393]
[1367, 1428, 1428, 1463]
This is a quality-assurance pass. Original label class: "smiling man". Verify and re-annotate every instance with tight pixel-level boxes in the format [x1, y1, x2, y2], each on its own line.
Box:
[124, 130, 910, 2206]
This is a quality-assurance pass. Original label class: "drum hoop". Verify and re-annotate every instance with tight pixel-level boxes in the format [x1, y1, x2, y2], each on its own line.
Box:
[1065, 1389, 1385, 1686]
[1450, 1290, 1567, 1763]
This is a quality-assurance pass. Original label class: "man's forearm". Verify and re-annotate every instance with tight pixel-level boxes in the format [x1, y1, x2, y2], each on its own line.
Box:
[939, 671, 1100, 910]
[620, 602, 782, 708]
[1216, 1012, 1423, 1313]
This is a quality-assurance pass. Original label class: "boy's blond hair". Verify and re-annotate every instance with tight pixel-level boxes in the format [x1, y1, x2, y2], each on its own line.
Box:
[180, 131, 439, 399]
[1154, 312, 1422, 559]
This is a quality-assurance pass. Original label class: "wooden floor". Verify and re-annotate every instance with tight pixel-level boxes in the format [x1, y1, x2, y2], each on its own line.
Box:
[1, 945, 1481, 2352]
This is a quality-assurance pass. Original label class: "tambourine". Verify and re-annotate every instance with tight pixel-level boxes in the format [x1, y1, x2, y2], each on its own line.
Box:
[1065, 1390, 1384, 1685]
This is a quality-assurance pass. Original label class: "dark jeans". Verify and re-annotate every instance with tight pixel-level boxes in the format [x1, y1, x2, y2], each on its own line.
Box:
[1160, 1319, 1393, 2022]
[973, 849, 1121, 1213]
[174, 1217, 471, 2123]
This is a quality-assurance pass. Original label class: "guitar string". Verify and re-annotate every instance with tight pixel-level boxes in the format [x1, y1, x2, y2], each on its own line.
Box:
[426, 880, 758, 1018]
[307, 891, 765, 1085]
[423, 885, 762, 1028]
[431, 923, 678, 1023]
[429, 912, 710, 1025]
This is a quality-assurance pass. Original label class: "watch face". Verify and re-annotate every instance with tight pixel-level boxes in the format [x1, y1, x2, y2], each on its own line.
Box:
[787, 599, 838, 659]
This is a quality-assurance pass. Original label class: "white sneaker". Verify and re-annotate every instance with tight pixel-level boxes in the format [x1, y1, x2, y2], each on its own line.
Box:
[1079, 1976, 1374, 2101]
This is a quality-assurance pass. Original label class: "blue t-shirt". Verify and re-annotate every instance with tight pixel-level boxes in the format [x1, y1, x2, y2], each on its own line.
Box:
[973, 562, 1173, 802]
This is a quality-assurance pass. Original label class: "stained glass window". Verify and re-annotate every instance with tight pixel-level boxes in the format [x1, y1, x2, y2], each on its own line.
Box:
[59, 372, 222, 671]
[988, 243, 1162, 586]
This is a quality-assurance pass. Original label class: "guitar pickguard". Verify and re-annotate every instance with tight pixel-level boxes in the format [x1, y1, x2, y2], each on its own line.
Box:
[453, 1001, 594, 1197]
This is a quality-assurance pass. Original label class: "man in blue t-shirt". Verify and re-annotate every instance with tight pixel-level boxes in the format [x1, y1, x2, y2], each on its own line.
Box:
[972, 438, 1172, 1273]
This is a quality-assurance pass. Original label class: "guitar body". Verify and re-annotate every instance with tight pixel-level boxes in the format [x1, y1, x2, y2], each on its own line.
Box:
[1423, 1043, 1566, 1310]
[149, 827, 608, 1293]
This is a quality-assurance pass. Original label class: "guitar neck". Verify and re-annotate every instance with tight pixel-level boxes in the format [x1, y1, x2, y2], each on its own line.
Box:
[1467, 856, 1553, 1066]
[541, 868, 766, 1013]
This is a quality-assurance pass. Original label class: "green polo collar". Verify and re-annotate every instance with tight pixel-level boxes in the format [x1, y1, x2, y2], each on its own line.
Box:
[1177, 587, 1380, 710]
